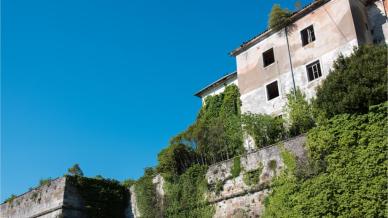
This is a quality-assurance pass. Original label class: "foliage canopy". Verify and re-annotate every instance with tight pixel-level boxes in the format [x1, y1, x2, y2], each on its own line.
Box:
[263, 103, 388, 217]
[314, 45, 387, 118]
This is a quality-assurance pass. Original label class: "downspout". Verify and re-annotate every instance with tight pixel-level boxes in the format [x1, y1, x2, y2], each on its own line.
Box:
[285, 26, 297, 96]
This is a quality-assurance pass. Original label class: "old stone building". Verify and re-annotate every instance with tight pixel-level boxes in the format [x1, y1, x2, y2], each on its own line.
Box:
[197, 0, 387, 117]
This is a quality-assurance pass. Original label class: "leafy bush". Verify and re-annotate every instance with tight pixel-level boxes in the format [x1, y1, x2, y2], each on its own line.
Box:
[263, 102, 388, 217]
[268, 4, 292, 31]
[67, 175, 129, 218]
[39, 178, 52, 186]
[133, 168, 161, 218]
[231, 156, 242, 178]
[285, 88, 315, 136]
[242, 113, 285, 148]
[314, 45, 387, 118]
[164, 165, 214, 218]
[157, 143, 196, 181]
[157, 84, 244, 179]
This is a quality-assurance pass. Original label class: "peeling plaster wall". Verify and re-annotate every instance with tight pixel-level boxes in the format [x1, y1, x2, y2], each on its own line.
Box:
[236, 0, 360, 117]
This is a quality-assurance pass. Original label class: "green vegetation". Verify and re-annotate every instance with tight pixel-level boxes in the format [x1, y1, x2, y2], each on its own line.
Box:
[156, 85, 244, 182]
[133, 168, 161, 218]
[243, 163, 263, 186]
[268, 4, 292, 31]
[231, 156, 242, 178]
[268, 160, 277, 172]
[285, 88, 315, 136]
[214, 180, 223, 195]
[242, 113, 285, 148]
[67, 175, 129, 218]
[263, 103, 388, 217]
[314, 45, 387, 118]
[38, 178, 52, 186]
[163, 165, 214, 218]
[3, 194, 17, 204]
[67, 163, 84, 176]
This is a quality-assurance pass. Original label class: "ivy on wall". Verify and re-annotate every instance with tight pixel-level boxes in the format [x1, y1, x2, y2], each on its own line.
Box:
[263, 103, 388, 217]
[66, 175, 129, 218]
[163, 165, 214, 218]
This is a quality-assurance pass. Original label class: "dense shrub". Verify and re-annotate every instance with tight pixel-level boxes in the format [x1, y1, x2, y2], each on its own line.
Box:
[163, 165, 214, 218]
[314, 45, 387, 118]
[285, 88, 315, 136]
[263, 102, 388, 217]
[157, 84, 244, 179]
[242, 113, 285, 148]
[133, 168, 161, 218]
[67, 175, 129, 218]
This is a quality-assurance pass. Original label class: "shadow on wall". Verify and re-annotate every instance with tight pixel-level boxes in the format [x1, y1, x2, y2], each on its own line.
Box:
[369, 3, 387, 43]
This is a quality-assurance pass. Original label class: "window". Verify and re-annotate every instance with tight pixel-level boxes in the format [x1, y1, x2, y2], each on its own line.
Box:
[266, 81, 280, 100]
[306, 60, 322, 82]
[301, 25, 315, 46]
[263, 48, 275, 67]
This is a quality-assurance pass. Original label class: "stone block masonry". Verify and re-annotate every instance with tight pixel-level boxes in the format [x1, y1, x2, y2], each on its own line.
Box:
[206, 135, 306, 218]
[0, 176, 133, 218]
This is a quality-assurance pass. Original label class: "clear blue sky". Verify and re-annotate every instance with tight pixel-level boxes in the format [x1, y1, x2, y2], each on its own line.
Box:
[1, 0, 310, 200]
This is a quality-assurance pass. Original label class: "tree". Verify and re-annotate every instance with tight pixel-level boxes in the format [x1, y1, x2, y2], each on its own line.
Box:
[285, 88, 315, 136]
[268, 4, 292, 31]
[314, 45, 387, 118]
[67, 163, 84, 176]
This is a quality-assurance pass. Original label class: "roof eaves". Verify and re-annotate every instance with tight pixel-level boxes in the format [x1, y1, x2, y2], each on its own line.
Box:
[194, 71, 237, 98]
[229, 0, 330, 57]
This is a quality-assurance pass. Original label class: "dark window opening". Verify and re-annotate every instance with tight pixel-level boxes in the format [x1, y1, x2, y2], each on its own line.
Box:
[301, 25, 316, 46]
[306, 60, 322, 82]
[266, 81, 280, 100]
[263, 48, 275, 67]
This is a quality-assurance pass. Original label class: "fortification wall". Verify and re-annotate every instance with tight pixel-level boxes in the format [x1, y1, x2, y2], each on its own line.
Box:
[128, 135, 306, 218]
[0, 177, 67, 218]
[206, 135, 306, 217]
[1, 177, 133, 218]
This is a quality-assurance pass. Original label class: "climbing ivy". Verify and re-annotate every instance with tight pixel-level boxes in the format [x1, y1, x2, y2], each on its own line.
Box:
[133, 168, 162, 218]
[263, 102, 388, 217]
[66, 175, 129, 218]
[163, 165, 214, 218]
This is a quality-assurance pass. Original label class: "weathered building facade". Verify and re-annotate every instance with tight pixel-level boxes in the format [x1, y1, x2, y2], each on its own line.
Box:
[197, 0, 387, 117]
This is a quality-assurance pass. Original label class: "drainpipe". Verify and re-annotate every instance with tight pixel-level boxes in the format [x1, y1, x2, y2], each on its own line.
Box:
[285, 26, 297, 96]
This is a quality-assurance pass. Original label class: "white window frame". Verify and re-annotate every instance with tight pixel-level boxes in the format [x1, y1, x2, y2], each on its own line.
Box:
[306, 60, 322, 82]
[301, 25, 316, 46]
